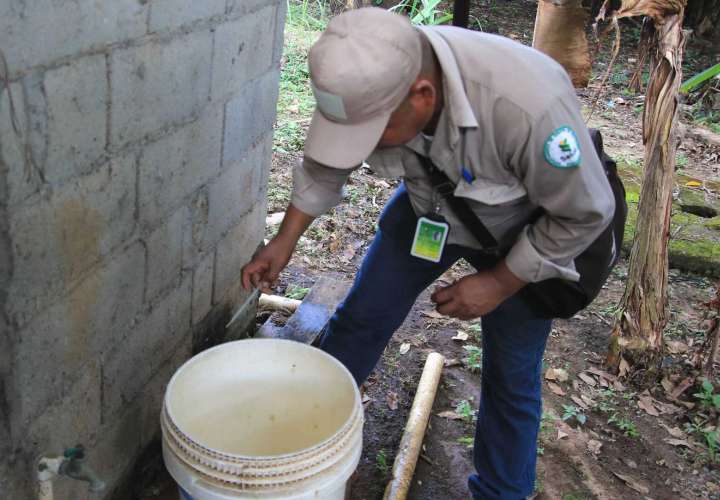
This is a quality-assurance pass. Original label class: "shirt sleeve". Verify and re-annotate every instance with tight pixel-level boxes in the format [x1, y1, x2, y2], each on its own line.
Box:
[498, 94, 615, 283]
[290, 155, 357, 217]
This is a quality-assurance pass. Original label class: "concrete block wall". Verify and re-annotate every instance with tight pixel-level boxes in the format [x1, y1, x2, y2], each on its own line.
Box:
[0, 1, 286, 498]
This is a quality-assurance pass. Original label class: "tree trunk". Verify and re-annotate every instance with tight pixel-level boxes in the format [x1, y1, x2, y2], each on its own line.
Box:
[607, 5, 687, 378]
[533, 0, 592, 87]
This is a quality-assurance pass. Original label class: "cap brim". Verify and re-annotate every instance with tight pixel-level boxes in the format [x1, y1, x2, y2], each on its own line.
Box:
[304, 109, 391, 169]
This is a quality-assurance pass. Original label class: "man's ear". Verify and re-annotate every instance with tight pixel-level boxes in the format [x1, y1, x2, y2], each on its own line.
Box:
[409, 78, 436, 107]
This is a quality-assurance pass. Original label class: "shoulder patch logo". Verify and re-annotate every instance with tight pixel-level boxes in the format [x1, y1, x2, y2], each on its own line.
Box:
[544, 126, 581, 168]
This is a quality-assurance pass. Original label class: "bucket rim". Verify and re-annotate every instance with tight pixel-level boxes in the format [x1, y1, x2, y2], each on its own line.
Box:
[163, 338, 362, 461]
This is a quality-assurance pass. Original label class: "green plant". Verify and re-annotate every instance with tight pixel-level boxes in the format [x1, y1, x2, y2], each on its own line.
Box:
[376, 449, 390, 474]
[702, 428, 720, 462]
[607, 413, 638, 438]
[456, 399, 476, 422]
[561, 405, 586, 425]
[676, 152, 689, 169]
[458, 436, 474, 448]
[388, 0, 453, 26]
[680, 63, 720, 94]
[540, 410, 558, 436]
[463, 345, 483, 372]
[693, 378, 720, 412]
[285, 284, 310, 300]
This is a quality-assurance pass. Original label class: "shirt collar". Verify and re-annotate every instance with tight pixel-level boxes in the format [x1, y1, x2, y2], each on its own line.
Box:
[418, 26, 479, 131]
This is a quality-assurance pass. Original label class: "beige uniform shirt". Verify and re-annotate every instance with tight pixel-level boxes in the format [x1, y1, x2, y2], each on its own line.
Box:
[291, 26, 615, 284]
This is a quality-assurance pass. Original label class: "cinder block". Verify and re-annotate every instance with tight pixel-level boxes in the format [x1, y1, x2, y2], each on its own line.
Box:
[272, 0, 288, 66]
[89, 401, 143, 499]
[182, 187, 210, 269]
[42, 55, 108, 184]
[145, 207, 188, 303]
[110, 31, 213, 147]
[2, 362, 100, 500]
[101, 278, 191, 418]
[0, 0, 147, 75]
[139, 336, 192, 448]
[211, 5, 276, 103]
[138, 105, 223, 228]
[6, 154, 137, 327]
[24, 361, 101, 449]
[226, 0, 282, 16]
[222, 69, 280, 165]
[12, 242, 145, 425]
[0, 82, 40, 205]
[213, 202, 265, 304]
[192, 252, 215, 325]
[148, 0, 226, 33]
[205, 133, 272, 245]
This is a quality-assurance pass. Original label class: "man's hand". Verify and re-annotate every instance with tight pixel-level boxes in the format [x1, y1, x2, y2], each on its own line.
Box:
[241, 204, 316, 293]
[430, 260, 526, 320]
[241, 239, 294, 293]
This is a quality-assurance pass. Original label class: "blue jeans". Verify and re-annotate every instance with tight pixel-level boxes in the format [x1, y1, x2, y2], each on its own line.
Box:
[318, 185, 552, 499]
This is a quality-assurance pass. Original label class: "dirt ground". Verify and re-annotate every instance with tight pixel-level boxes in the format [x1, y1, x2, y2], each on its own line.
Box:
[139, 1, 720, 499]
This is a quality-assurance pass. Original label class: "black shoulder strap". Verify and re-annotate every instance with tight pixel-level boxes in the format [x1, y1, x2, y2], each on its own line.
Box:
[415, 153, 499, 250]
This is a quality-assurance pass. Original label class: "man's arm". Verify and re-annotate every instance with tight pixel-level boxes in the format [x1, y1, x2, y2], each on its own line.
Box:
[241, 156, 356, 292]
[432, 93, 614, 319]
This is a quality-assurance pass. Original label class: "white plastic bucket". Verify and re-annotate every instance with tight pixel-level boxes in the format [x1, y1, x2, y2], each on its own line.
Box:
[161, 338, 363, 500]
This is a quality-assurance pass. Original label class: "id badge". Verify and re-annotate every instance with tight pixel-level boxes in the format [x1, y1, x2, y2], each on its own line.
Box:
[411, 216, 449, 263]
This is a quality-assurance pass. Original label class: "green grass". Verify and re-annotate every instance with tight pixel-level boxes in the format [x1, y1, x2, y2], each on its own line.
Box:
[376, 449, 391, 474]
[274, 2, 326, 154]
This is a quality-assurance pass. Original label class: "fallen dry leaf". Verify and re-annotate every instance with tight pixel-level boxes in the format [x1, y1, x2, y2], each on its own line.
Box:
[444, 358, 461, 368]
[664, 438, 692, 448]
[399, 343, 411, 355]
[587, 439, 603, 455]
[661, 377, 675, 394]
[421, 310, 444, 319]
[571, 395, 589, 410]
[387, 391, 399, 410]
[660, 424, 686, 439]
[545, 367, 569, 382]
[436, 410, 463, 420]
[618, 357, 630, 378]
[655, 400, 682, 415]
[670, 377, 694, 400]
[586, 367, 617, 382]
[685, 180, 702, 187]
[599, 378, 609, 388]
[547, 382, 566, 396]
[613, 472, 650, 495]
[613, 380, 626, 392]
[580, 394, 596, 407]
[638, 396, 660, 416]
[557, 429, 569, 440]
[265, 212, 285, 226]
[578, 372, 598, 387]
[452, 331, 469, 341]
[340, 240, 363, 263]
[362, 394, 372, 405]
[666, 340, 689, 354]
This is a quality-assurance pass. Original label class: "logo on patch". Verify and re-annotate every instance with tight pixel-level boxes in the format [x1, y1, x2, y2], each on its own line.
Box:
[544, 126, 581, 168]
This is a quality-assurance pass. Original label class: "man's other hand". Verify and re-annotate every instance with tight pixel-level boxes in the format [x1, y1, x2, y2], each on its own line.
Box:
[430, 261, 526, 320]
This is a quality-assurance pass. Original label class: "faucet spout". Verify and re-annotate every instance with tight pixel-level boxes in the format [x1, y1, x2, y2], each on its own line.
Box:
[59, 446, 106, 492]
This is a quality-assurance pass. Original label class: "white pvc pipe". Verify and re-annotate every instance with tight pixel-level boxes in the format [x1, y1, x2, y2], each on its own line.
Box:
[37, 456, 63, 500]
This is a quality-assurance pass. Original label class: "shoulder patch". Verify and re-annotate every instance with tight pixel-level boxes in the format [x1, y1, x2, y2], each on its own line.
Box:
[543, 126, 581, 169]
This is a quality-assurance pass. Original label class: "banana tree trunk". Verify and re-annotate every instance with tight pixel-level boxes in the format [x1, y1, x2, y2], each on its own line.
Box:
[532, 0, 592, 87]
[607, 4, 687, 378]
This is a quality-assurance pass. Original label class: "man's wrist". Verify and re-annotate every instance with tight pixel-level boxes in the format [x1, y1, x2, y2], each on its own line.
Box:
[490, 259, 527, 297]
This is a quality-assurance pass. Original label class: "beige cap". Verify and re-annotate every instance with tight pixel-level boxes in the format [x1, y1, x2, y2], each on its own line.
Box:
[304, 8, 422, 169]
